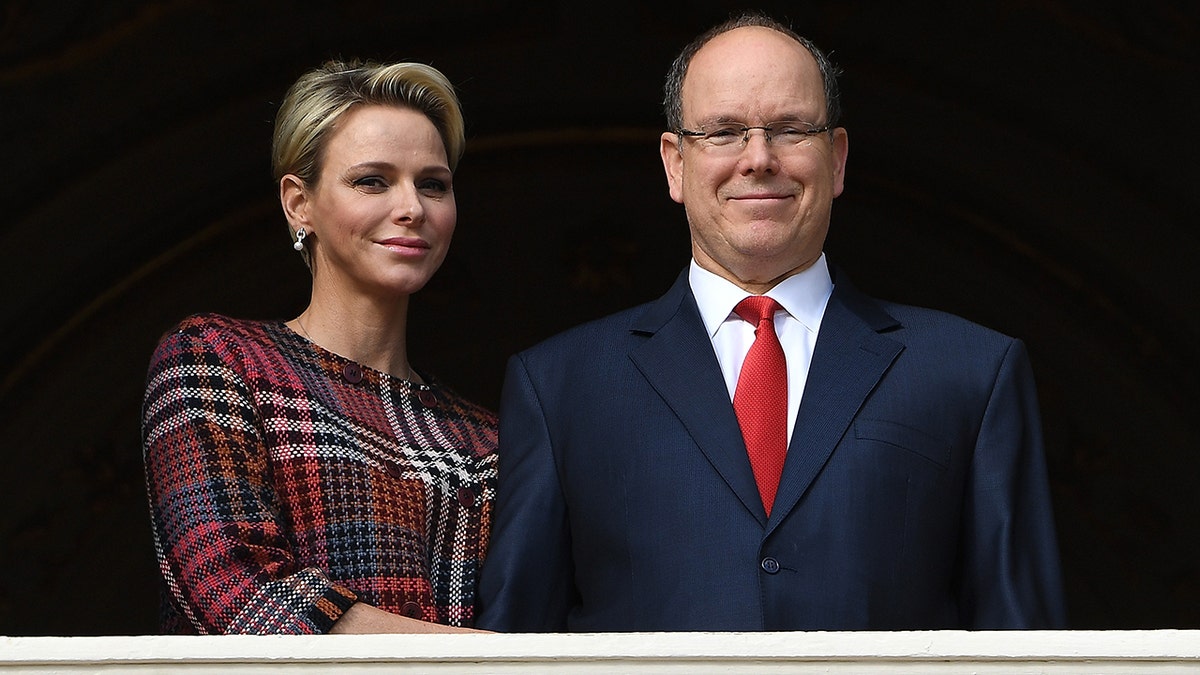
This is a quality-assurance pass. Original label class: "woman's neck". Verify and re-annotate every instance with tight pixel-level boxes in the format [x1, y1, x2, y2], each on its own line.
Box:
[290, 288, 417, 382]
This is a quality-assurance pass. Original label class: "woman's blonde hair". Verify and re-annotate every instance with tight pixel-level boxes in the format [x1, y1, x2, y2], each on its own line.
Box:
[272, 60, 465, 187]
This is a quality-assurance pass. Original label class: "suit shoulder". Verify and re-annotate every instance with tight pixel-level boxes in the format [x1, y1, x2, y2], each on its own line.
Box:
[872, 299, 1023, 356]
[515, 302, 651, 365]
[831, 271, 1016, 348]
[878, 300, 1003, 332]
[518, 303, 643, 357]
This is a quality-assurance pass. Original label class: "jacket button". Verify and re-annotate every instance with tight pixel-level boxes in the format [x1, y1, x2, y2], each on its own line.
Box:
[400, 602, 422, 619]
[342, 363, 363, 383]
[457, 486, 476, 507]
[417, 390, 438, 407]
[761, 557, 780, 574]
[384, 460, 402, 478]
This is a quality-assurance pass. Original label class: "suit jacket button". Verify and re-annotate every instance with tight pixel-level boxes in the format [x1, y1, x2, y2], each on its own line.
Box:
[342, 363, 363, 383]
[761, 557, 780, 574]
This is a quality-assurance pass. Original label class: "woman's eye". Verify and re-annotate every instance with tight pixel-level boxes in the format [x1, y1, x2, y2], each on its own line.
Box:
[353, 176, 388, 190]
[418, 178, 449, 194]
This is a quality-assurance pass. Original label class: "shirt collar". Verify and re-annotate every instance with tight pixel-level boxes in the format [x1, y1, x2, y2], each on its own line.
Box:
[689, 253, 834, 338]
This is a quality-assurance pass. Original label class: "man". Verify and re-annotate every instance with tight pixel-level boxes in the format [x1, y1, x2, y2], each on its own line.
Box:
[477, 12, 1066, 631]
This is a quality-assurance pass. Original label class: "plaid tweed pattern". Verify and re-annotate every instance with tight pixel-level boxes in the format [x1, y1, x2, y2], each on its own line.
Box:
[142, 314, 498, 634]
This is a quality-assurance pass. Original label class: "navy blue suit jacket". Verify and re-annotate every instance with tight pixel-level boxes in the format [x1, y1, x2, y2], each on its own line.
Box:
[477, 267, 1066, 631]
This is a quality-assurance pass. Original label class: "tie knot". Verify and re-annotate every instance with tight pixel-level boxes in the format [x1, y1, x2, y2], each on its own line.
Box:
[734, 296, 782, 325]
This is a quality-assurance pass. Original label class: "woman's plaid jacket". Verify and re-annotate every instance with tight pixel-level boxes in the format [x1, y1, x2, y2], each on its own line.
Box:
[142, 314, 498, 634]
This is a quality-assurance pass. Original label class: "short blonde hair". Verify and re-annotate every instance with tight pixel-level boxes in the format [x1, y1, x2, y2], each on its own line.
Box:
[272, 60, 466, 186]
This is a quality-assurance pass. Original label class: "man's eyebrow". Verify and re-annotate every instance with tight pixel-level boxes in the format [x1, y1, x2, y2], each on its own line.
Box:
[696, 114, 814, 125]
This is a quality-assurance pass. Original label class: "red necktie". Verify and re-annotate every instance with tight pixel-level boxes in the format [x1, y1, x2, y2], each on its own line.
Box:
[733, 296, 787, 516]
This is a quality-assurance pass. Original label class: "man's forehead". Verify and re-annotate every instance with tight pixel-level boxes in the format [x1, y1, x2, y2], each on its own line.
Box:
[684, 29, 818, 92]
[681, 28, 824, 120]
[691, 25, 815, 69]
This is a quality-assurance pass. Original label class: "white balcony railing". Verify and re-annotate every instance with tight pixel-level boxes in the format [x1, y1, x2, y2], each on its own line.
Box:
[2, 630, 1199, 673]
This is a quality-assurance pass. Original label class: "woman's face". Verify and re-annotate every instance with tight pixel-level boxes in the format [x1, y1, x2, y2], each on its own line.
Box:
[287, 104, 456, 301]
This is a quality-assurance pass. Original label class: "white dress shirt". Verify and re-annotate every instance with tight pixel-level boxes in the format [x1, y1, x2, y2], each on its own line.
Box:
[689, 254, 834, 441]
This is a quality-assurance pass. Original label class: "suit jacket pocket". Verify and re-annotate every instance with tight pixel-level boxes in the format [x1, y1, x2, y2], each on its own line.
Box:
[853, 418, 951, 470]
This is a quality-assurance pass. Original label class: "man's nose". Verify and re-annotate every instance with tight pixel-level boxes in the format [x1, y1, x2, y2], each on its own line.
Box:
[739, 129, 779, 172]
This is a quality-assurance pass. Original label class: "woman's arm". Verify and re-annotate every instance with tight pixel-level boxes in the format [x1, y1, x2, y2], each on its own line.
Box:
[331, 603, 487, 634]
[143, 322, 356, 633]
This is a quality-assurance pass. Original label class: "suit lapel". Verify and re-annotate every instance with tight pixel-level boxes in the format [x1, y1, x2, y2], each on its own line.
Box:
[766, 271, 904, 534]
[628, 271, 767, 525]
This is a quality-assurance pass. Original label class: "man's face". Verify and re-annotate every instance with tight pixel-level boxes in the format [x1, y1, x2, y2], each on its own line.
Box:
[660, 26, 848, 292]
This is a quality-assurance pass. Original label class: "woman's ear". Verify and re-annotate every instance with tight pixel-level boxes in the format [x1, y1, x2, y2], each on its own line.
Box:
[280, 174, 310, 229]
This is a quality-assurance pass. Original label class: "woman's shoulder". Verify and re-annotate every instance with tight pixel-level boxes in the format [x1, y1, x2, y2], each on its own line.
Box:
[151, 313, 291, 367]
[433, 384, 498, 426]
[167, 312, 275, 339]
[423, 384, 499, 463]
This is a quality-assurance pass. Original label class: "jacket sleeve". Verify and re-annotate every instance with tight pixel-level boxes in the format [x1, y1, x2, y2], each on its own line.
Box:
[475, 353, 576, 631]
[957, 338, 1068, 628]
[141, 326, 357, 634]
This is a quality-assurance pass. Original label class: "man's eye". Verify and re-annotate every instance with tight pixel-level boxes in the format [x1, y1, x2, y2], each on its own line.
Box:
[772, 125, 807, 139]
[706, 126, 741, 138]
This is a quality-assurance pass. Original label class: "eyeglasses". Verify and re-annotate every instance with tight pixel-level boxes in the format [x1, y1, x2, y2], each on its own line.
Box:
[676, 121, 832, 152]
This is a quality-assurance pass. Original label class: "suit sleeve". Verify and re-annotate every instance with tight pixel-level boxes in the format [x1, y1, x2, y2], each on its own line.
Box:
[476, 353, 576, 631]
[958, 338, 1068, 628]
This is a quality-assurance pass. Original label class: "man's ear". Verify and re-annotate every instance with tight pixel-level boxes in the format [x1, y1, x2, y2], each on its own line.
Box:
[280, 174, 311, 230]
[830, 127, 849, 198]
[660, 132, 686, 205]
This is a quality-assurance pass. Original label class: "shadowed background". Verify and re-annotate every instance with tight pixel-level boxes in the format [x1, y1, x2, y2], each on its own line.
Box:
[1, 1, 1196, 634]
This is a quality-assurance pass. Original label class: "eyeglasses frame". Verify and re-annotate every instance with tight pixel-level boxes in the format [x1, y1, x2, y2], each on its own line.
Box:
[675, 121, 834, 149]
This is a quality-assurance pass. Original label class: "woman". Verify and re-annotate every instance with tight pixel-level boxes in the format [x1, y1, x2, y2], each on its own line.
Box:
[142, 60, 497, 634]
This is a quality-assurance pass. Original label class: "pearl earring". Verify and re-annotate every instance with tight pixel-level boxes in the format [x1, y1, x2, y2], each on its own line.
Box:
[293, 228, 307, 252]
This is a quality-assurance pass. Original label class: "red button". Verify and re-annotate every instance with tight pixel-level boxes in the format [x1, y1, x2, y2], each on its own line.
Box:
[457, 486, 475, 507]
[417, 390, 437, 407]
[384, 460, 402, 478]
[342, 363, 363, 383]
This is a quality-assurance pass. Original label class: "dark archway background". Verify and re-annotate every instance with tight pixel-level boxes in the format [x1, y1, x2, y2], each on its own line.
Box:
[1, 1, 1196, 635]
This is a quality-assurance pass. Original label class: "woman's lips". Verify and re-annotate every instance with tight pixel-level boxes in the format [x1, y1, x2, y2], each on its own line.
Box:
[377, 237, 430, 255]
